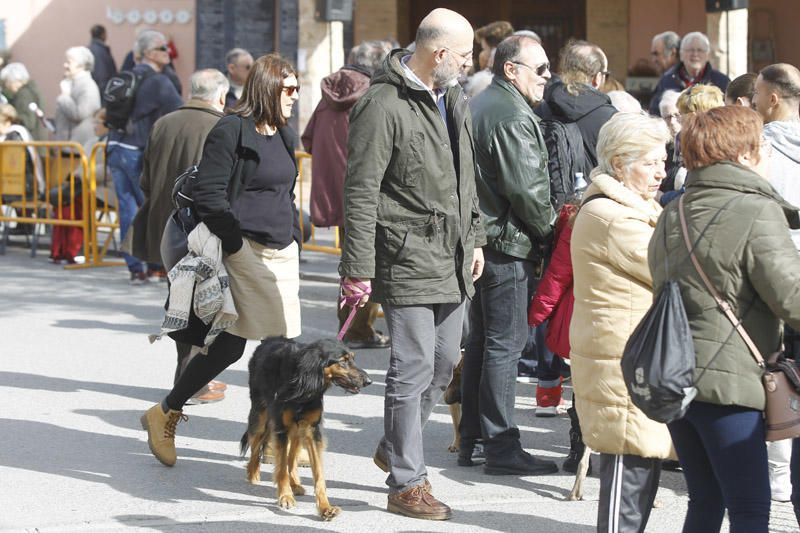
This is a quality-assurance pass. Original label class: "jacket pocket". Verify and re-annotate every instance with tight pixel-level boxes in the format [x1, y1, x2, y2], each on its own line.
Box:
[398, 131, 425, 187]
[377, 217, 445, 282]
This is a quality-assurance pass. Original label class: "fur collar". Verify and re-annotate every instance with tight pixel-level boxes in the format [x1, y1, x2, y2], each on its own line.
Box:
[586, 173, 662, 227]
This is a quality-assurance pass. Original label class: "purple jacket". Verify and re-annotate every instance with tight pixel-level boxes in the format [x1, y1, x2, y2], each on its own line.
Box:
[301, 66, 370, 227]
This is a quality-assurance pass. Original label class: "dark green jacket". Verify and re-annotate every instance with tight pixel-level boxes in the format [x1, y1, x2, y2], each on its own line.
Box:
[338, 49, 486, 305]
[9, 82, 46, 142]
[649, 162, 800, 410]
[470, 77, 555, 261]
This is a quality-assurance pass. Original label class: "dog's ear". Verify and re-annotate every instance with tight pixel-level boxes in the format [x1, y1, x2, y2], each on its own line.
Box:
[284, 343, 328, 402]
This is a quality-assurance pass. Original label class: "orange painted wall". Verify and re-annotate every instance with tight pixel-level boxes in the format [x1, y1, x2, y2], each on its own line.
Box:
[749, 0, 800, 68]
[1, 0, 195, 118]
[627, 0, 707, 73]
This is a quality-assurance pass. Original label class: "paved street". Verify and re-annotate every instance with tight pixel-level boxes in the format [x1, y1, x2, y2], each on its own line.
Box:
[1, 243, 797, 532]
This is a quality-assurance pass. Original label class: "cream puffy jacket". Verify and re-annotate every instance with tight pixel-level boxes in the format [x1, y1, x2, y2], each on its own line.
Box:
[569, 173, 672, 459]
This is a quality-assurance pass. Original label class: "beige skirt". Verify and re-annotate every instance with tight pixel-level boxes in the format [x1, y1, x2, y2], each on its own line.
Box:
[223, 238, 301, 340]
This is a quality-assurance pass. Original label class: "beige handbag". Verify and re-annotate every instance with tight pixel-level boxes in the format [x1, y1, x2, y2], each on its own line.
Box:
[679, 196, 800, 441]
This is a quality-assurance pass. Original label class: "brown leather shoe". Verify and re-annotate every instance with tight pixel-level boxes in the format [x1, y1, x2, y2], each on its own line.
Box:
[185, 387, 224, 405]
[387, 484, 451, 520]
[373, 446, 389, 472]
[207, 380, 227, 392]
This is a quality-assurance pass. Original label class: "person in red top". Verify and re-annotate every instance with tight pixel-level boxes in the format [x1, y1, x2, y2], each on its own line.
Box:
[528, 198, 587, 474]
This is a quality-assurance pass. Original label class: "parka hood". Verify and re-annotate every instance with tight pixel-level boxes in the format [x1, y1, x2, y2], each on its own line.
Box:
[542, 78, 614, 122]
[320, 66, 371, 111]
[371, 48, 429, 93]
[763, 120, 800, 165]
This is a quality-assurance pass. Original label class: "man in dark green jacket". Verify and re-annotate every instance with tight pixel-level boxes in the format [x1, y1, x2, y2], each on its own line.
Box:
[461, 35, 558, 475]
[338, 8, 485, 521]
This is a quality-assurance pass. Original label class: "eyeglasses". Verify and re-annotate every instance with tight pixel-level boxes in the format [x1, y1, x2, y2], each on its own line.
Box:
[282, 85, 300, 97]
[150, 45, 169, 52]
[682, 48, 708, 55]
[441, 46, 473, 67]
[512, 61, 550, 77]
[600, 70, 612, 78]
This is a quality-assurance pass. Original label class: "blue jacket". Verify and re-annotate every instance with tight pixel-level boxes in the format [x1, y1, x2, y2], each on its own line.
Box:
[648, 62, 730, 116]
[110, 64, 182, 149]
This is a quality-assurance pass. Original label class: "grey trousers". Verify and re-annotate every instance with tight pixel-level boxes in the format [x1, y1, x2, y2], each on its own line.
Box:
[597, 453, 662, 533]
[381, 299, 465, 493]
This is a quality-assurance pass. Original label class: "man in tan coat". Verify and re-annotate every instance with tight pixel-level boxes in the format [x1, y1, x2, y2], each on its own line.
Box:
[131, 68, 228, 402]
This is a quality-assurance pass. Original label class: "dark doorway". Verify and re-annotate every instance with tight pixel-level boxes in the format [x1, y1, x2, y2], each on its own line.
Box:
[405, 0, 586, 63]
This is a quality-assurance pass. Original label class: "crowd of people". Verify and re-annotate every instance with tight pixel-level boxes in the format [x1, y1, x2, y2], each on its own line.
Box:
[1, 8, 799, 532]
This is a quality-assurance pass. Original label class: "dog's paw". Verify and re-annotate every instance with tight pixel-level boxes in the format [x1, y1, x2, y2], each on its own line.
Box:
[277, 494, 296, 509]
[247, 471, 261, 484]
[291, 483, 305, 496]
[320, 505, 341, 521]
[447, 444, 458, 453]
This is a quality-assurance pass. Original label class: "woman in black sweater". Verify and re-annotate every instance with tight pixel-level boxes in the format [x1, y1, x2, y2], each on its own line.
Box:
[141, 54, 302, 467]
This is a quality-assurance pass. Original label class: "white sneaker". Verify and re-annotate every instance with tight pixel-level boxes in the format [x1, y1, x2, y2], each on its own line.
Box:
[535, 405, 558, 417]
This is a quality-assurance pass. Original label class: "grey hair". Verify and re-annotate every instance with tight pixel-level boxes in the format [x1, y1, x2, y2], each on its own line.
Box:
[512, 30, 542, 43]
[680, 32, 710, 52]
[659, 90, 681, 115]
[225, 47, 251, 66]
[593, 112, 670, 179]
[653, 31, 681, 54]
[190, 69, 229, 101]
[415, 23, 445, 49]
[0, 62, 30, 84]
[133, 30, 166, 60]
[347, 40, 392, 75]
[66, 46, 94, 72]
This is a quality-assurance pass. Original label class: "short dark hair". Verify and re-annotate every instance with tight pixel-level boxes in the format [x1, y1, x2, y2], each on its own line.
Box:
[230, 54, 296, 128]
[475, 21, 514, 48]
[90, 24, 106, 40]
[760, 63, 800, 101]
[559, 39, 606, 95]
[681, 106, 762, 170]
[725, 73, 757, 102]
[491, 35, 538, 78]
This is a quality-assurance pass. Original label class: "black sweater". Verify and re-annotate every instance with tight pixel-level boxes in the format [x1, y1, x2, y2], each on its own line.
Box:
[193, 114, 300, 253]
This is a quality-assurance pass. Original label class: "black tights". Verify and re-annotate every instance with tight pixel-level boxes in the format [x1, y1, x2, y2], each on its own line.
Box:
[165, 332, 247, 411]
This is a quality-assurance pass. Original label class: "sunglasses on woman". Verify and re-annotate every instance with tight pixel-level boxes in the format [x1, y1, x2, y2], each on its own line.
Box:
[282, 85, 300, 97]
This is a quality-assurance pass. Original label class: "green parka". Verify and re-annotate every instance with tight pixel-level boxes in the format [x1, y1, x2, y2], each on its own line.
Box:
[470, 77, 556, 260]
[338, 49, 486, 305]
[649, 162, 800, 410]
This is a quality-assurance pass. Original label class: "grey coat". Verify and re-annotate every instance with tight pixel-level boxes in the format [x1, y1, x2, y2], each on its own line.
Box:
[54, 70, 101, 147]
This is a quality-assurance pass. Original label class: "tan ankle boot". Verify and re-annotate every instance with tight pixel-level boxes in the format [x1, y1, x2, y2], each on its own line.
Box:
[140, 403, 187, 466]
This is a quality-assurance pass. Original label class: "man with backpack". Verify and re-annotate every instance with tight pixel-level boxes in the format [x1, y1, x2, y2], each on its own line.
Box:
[129, 69, 228, 403]
[462, 34, 558, 476]
[536, 39, 617, 201]
[106, 29, 182, 283]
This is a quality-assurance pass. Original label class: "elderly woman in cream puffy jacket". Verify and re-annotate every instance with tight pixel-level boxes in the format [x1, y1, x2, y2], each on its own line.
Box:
[570, 112, 672, 533]
[54, 46, 101, 147]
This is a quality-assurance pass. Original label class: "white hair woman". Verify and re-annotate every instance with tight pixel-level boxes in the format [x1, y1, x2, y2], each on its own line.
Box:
[0, 62, 47, 141]
[54, 46, 101, 146]
[569, 112, 672, 532]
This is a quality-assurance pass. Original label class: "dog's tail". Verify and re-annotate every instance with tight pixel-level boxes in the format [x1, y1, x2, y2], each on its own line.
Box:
[239, 431, 249, 457]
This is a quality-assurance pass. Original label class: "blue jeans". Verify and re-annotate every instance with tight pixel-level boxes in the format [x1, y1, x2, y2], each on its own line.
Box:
[668, 401, 770, 533]
[107, 145, 145, 272]
[461, 248, 533, 454]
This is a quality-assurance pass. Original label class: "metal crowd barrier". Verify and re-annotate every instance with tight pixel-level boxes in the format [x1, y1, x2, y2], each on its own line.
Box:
[0, 141, 89, 259]
[295, 150, 342, 256]
[69, 141, 124, 269]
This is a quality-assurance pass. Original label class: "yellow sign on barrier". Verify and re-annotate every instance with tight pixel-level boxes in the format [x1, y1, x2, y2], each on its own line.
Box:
[295, 150, 341, 256]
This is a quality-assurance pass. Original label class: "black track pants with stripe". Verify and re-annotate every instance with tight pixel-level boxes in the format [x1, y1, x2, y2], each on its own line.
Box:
[597, 453, 662, 533]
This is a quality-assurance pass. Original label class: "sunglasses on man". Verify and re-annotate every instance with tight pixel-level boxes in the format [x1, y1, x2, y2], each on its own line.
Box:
[511, 61, 550, 77]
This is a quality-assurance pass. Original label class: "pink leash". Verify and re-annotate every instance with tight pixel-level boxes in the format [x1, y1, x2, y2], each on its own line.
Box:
[337, 278, 371, 340]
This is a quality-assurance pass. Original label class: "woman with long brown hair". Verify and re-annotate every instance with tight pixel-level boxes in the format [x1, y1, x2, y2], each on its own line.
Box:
[140, 54, 302, 467]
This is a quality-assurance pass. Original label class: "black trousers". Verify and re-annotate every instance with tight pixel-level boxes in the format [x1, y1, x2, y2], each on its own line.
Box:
[165, 332, 246, 410]
[596, 453, 661, 533]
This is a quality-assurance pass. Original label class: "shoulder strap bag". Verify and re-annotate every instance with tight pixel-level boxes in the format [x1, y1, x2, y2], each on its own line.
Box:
[678, 194, 800, 441]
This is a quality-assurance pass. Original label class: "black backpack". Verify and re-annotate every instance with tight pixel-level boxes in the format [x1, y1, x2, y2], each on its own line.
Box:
[103, 69, 153, 131]
[539, 119, 589, 212]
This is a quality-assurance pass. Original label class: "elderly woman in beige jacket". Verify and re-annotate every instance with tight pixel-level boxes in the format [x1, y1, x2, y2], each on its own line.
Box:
[570, 112, 672, 533]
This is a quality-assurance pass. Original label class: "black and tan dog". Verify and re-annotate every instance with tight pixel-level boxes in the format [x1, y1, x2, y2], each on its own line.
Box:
[240, 337, 371, 521]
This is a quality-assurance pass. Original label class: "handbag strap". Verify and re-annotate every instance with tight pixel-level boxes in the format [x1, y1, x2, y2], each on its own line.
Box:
[678, 194, 765, 368]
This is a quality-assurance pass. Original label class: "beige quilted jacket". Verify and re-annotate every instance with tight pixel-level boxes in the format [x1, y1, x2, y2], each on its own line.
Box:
[569, 173, 672, 459]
